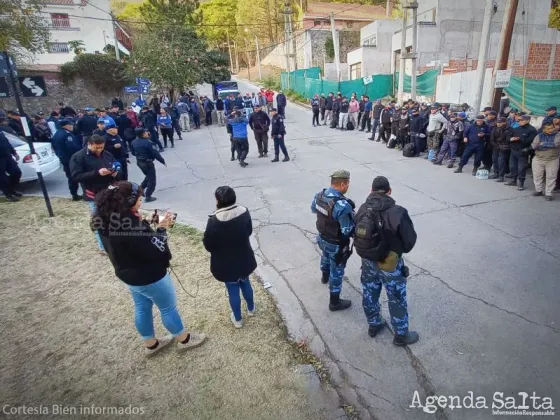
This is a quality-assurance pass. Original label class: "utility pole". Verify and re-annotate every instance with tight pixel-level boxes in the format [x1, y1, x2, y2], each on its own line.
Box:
[409, 2, 419, 100]
[226, 30, 234, 74]
[396, 8, 407, 103]
[110, 13, 120, 61]
[290, 5, 297, 70]
[3, 52, 54, 217]
[284, 0, 291, 88]
[490, 0, 519, 112]
[233, 40, 240, 73]
[329, 13, 341, 81]
[386, 0, 392, 17]
[245, 38, 251, 81]
[472, 0, 494, 114]
[255, 35, 262, 80]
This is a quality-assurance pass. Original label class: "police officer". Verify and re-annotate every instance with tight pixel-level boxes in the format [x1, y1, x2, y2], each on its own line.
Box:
[0, 131, 22, 202]
[103, 121, 129, 181]
[52, 119, 83, 200]
[311, 170, 355, 311]
[270, 108, 289, 162]
[131, 127, 165, 203]
[354, 176, 418, 346]
[75, 107, 98, 146]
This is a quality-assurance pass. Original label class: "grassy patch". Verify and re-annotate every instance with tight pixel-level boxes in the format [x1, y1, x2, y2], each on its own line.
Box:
[0, 197, 336, 420]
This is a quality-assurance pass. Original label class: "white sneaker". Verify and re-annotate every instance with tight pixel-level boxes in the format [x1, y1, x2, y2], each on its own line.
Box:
[247, 304, 256, 317]
[176, 332, 207, 352]
[144, 335, 174, 357]
[231, 312, 243, 328]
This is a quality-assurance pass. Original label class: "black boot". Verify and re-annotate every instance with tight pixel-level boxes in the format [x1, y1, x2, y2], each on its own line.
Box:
[517, 179, 525, 191]
[472, 166, 479, 176]
[230, 156, 235, 161]
[329, 293, 351, 311]
[321, 271, 329, 284]
[432, 160, 442, 165]
[496, 176, 504, 182]
[454, 165, 463, 173]
[505, 179, 517, 186]
[5, 195, 20, 202]
[393, 331, 420, 346]
[271, 155, 279, 162]
[72, 194, 83, 201]
[488, 173, 498, 179]
[368, 322, 386, 337]
[282, 156, 290, 162]
[447, 162, 454, 168]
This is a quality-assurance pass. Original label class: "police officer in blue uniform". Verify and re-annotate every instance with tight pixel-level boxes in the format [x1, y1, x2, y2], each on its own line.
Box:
[131, 127, 166, 203]
[103, 121, 129, 181]
[311, 170, 355, 311]
[270, 108, 290, 162]
[51, 119, 83, 200]
[354, 176, 418, 346]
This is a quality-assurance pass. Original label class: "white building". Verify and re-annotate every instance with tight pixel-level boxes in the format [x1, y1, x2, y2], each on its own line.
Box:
[29, 0, 130, 66]
[347, 19, 401, 79]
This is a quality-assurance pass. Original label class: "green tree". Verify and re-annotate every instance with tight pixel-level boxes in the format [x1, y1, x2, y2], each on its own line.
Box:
[325, 37, 334, 60]
[199, 0, 237, 48]
[116, 2, 145, 24]
[235, 0, 282, 47]
[61, 53, 132, 93]
[0, 0, 50, 58]
[68, 40, 85, 55]
[550, 0, 560, 29]
[139, 0, 201, 26]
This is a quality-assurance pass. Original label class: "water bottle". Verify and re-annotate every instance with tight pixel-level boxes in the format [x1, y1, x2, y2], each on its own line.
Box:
[476, 168, 489, 180]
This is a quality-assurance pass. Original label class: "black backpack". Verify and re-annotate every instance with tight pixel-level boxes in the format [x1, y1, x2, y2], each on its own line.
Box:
[208, 101, 215, 111]
[402, 143, 415, 157]
[347, 120, 354, 131]
[353, 205, 390, 262]
[387, 137, 397, 149]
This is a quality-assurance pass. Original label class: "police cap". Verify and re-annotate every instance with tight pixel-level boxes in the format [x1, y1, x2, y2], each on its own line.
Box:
[59, 119, 73, 127]
[330, 169, 350, 180]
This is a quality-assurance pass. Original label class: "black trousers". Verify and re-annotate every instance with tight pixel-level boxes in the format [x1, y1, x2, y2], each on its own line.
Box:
[137, 160, 156, 198]
[273, 135, 288, 157]
[509, 149, 528, 181]
[62, 163, 79, 196]
[397, 130, 409, 148]
[320, 108, 326, 121]
[230, 137, 237, 158]
[161, 127, 174, 147]
[361, 115, 371, 131]
[117, 158, 128, 181]
[0, 157, 22, 197]
[379, 122, 391, 143]
[254, 131, 268, 155]
[357, 111, 363, 127]
[278, 105, 285, 117]
[312, 109, 320, 125]
[172, 119, 182, 138]
[482, 146, 493, 169]
[233, 137, 249, 162]
[205, 111, 212, 125]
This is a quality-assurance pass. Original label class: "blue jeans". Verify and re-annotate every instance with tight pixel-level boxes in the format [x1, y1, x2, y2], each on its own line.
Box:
[128, 273, 185, 340]
[318, 236, 345, 294]
[225, 277, 255, 322]
[87, 201, 105, 251]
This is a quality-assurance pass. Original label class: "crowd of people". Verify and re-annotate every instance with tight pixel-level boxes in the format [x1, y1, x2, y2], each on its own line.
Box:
[309, 92, 560, 201]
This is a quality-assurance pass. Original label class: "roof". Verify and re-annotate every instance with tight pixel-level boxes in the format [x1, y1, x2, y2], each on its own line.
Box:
[304, 2, 386, 21]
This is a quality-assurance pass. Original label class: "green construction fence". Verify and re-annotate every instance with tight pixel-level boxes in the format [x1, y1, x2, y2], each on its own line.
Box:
[281, 69, 394, 100]
[393, 69, 439, 97]
[505, 77, 560, 116]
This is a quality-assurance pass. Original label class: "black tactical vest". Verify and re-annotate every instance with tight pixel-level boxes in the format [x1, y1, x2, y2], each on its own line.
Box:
[315, 190, 342, 243]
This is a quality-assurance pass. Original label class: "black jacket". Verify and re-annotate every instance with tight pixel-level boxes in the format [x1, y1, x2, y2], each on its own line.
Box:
[139, 111, 156, 130]
[276, 94, 287, 107]
[490, 125, 513, 150]
[51, 128, 82, 165]
[249, 111, 270, 132]
[69, 148, 116, 201]
[372, 104, 384, 120]
[511, 124, 538, 151]
[131, 137, 165, 164]
[76, 114, 98, 137]
[409, 115, 424, 134]
[216, 99, 224, 111]
[270, 114, 286, 136]
[359, 100, 365, 112]
[380, 108, 391, 124]
[117, 114, 133, 140]
[0, 131, 15, 160]
[332, 100, 341, 113]
[111, 98, 124, 110]
[100, 211, 171, 286]
[326, 96, 334, 111]
[398, 114, 409, 131]
[8, 118, 23, 136]
[203, 205, 257, 282]
[364, 192, 416, 257]
[103, 132, 128, 160]
[340, 101, 349, 113]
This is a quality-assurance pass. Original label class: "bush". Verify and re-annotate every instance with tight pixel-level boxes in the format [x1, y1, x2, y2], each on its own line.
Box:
[262, 76, 281, 91]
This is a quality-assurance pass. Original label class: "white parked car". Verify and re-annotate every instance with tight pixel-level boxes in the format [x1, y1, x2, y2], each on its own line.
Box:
[6, 132, 61, 182]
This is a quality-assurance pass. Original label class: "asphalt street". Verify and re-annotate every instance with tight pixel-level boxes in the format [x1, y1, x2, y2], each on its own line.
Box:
[20, 79, 560, 420]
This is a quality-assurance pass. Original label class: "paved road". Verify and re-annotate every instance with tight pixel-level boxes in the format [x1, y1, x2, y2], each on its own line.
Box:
[22, 79, 560, 420]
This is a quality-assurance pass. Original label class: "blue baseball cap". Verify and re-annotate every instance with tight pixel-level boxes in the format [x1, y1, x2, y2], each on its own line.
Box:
[458, 112, 467, 119]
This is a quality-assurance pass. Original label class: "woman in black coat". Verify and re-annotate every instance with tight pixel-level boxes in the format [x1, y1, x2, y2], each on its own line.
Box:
[203, 186, 257, 329]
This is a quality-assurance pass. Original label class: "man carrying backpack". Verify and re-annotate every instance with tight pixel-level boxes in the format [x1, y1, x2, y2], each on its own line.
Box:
[354, 176, 418, 346]
[311, 170, 355, 312]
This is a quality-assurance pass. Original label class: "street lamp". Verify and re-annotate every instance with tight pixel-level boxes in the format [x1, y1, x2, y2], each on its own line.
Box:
[245, 27, 262, 81]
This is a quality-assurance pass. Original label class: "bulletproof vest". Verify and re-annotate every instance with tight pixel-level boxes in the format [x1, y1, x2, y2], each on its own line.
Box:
[354, 204, 390, 262]
[315, 190, 343, 243]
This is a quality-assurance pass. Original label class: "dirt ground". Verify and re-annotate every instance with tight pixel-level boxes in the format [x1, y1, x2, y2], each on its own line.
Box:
[0, 197, 336, 420]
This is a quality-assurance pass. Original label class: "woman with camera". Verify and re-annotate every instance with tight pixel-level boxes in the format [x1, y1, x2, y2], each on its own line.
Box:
[92, 181, 207, 357]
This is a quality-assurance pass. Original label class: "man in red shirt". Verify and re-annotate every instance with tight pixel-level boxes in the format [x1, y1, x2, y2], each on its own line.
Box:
[265, 89, 274, 112]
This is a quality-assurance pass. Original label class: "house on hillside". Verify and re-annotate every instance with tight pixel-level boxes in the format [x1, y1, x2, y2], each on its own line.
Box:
[27, 0, 131, 66]
[261, 1, 388, 79]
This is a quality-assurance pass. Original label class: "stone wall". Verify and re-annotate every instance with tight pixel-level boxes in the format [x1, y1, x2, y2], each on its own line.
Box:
[0, 70, 138, 115]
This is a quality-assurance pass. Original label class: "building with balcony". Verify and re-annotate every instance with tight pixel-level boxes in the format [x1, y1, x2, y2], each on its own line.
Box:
[28, 0, 131, 66]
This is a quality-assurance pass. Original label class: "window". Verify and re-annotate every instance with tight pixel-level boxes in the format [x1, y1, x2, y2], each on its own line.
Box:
[313, 20, 321, 26]
[350, 63, 361, 80]
[50, 13, 71, 28]
[48, 42, 70, 53]
[363, 34, 377, 47]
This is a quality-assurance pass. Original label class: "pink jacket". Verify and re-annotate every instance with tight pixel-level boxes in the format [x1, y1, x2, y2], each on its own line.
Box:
[349, 99, 359, 113]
